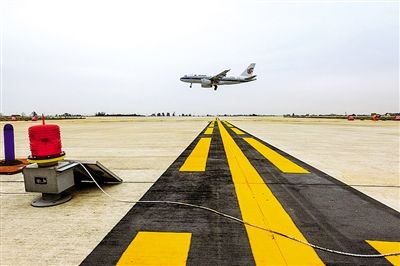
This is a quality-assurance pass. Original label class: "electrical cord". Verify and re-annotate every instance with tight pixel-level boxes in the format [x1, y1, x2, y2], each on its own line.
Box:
[78, 163, 400, 259]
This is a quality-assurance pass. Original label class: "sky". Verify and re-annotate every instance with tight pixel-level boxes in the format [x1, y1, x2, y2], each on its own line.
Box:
[0, 0, 398, 116]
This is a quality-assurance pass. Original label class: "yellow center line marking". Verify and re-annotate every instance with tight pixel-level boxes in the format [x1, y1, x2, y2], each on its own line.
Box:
[116, 231, 192, 265]
[204, 127, 214, 135]
[231, 128, 245, 135]
[244, 138, 310, 174]
[218, 121, 323, 265]
[180, 137, 211, 172]
[366, 240, 400, 266]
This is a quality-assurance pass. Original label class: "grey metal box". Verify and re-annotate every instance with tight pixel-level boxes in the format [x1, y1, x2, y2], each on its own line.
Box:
[23, 162, 76, 194]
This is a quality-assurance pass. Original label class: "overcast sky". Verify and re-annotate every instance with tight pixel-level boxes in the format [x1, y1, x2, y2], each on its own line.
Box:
[0, 0, 398, 115]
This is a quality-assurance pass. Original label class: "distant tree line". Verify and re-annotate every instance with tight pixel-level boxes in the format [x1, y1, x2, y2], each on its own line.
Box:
[283, 113, 400, 121]
[0, 111, 84, 121]
[150, 112, 175, 117]
[95, 112, 144, 117]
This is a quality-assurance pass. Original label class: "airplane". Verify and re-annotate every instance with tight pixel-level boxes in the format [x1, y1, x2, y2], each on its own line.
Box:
[180, 63, 256, 91]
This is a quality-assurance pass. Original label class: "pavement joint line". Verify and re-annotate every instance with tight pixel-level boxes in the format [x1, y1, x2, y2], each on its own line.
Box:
[218, 120, 324, 265]
[2, 181, 399, 187]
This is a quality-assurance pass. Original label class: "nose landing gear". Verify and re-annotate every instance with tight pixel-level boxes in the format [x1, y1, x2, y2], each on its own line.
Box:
[214, 85, 218, 91]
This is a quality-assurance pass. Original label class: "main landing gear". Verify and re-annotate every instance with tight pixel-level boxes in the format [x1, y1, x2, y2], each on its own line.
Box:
[214, 85, 218, 91]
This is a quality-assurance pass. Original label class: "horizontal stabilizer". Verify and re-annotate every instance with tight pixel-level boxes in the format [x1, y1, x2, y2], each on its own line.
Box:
[245, 75, 257, 80]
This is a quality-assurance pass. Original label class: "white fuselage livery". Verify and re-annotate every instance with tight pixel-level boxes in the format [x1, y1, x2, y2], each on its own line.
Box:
[180, 75, 254, 85]
[180, 63, 256, 90]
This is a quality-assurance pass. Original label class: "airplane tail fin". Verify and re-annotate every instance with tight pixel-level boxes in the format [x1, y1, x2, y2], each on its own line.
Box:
[240, 63, 256, 77]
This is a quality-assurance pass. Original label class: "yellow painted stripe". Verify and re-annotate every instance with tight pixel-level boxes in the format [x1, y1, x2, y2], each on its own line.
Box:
[223, 121, 234, 127]
[244, 138, 310, 174]
[204, 127, 214, 135]
[27, 154, 65, 164]
[180, 137, 211, 172]
[116, 231, 192, 265]
[366, 240, 400, 266]
[218, 121, 323, 265]
[231, 128, 245, 135]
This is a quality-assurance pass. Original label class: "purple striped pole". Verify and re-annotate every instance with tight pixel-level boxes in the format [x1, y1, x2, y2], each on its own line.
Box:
[4, 124, 15, 161]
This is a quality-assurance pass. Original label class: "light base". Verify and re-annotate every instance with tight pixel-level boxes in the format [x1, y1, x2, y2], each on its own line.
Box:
[31, 192, 72, 207]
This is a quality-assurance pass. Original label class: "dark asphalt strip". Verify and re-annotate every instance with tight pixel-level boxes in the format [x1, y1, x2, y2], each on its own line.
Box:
[225, 123, 400, 265]
[81, 122, 255, 266]
[81, 121, 399, 265]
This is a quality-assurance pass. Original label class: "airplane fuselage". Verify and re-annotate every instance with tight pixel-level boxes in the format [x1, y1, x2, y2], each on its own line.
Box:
[180, 75, 256, 87]
[180, 63, 257, 90]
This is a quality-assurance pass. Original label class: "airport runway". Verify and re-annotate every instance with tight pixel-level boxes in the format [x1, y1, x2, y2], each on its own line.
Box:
[81, 120, 400, 265]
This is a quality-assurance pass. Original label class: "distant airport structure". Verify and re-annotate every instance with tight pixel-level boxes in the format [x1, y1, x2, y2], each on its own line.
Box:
[180, 63, 257, 91]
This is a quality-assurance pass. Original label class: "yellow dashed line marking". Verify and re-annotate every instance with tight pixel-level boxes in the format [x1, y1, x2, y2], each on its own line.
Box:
[218, 121, 323, 265]
[223, 121, 234, 127]
[366, 240, 400, 266]
[204, 127, 214, 135]
[244, 138, 310, 174]
[116, 231, 192, 265]
[180, 137, 211, 172]
[231, 128, 245, 135]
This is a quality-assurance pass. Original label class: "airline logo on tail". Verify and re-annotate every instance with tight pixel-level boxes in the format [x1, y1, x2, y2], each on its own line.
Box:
[241, 63, 256, 77]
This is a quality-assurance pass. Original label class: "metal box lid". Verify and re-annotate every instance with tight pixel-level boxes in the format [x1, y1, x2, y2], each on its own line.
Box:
[68, 160, 123, 184]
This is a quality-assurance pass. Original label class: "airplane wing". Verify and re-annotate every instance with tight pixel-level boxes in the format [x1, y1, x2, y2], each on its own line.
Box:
[210, 69, 230, 83]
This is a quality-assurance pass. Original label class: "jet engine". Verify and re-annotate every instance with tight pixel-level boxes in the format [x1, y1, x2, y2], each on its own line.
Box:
[201, 78, 212, 88]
